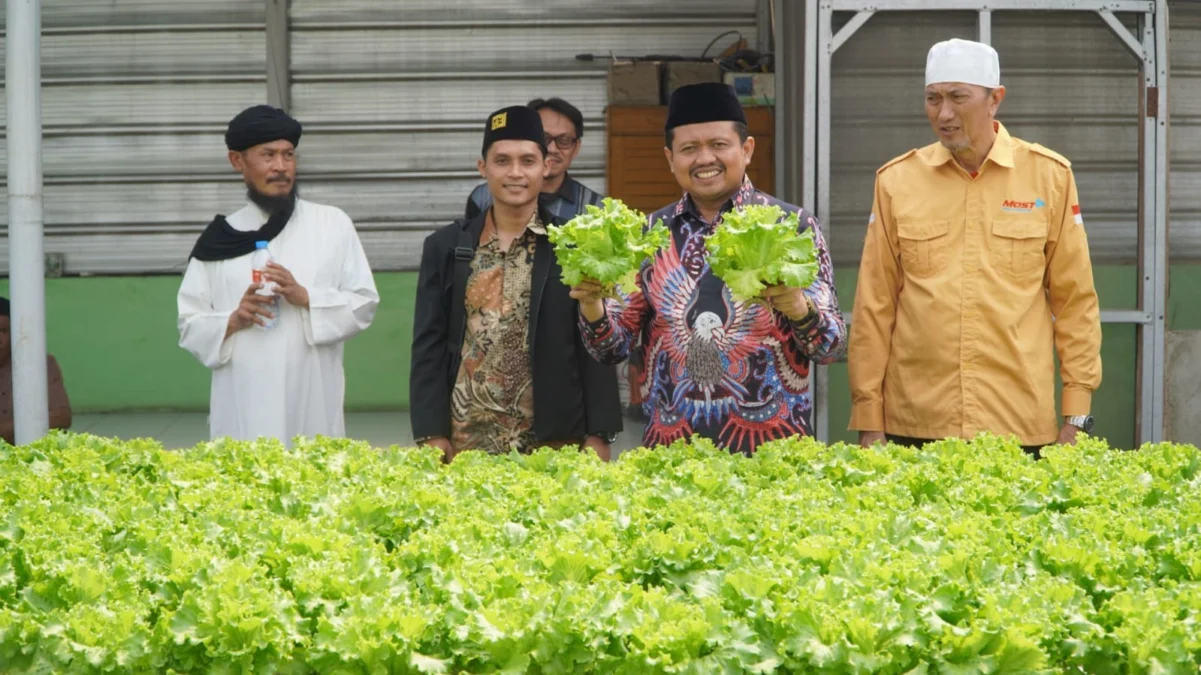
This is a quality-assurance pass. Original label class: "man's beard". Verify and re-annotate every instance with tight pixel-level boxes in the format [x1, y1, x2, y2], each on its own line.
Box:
[247, 180, 299, 215]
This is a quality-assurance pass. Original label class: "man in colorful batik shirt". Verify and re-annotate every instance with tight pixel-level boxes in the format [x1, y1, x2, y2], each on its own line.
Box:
[847, 38, 1102, 456]
[571, 82, 846, 454]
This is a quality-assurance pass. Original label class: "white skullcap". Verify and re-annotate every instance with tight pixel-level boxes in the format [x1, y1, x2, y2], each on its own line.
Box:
[925, 38, 1000, 88]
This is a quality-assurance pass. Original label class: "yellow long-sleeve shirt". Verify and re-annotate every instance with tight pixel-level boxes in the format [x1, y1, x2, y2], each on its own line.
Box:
[848, 121, 1102, 446]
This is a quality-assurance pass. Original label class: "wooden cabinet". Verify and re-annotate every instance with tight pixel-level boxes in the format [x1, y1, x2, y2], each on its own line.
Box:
[605, 105, 775, 214]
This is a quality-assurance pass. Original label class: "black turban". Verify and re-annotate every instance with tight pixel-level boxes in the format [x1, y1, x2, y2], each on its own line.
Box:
[224, 105, 302, 152]
[665, 82, 747, 131]
[0, 296, 7, 316]
[481, 105, 546, 156]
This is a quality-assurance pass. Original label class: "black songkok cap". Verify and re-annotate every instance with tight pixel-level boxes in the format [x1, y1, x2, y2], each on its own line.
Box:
[481, 105, 546, 156]
[225, 105, 302, 152]
[665, 82, 747, 131]
[0, 297, 7, 316]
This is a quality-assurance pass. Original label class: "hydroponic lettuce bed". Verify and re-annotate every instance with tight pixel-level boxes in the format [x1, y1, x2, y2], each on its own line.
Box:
[1, 433, 1199, 673]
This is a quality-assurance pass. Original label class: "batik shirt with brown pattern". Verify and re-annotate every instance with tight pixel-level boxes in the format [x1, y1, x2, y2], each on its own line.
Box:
[450, 211, 543, 454]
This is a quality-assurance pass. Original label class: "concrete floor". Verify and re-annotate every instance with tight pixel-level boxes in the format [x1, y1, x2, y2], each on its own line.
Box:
[68, 411, 651, 458]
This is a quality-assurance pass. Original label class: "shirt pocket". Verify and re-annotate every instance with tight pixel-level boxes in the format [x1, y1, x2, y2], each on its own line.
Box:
[989, 215, 1047, 281]
[897, 219, 951, 279]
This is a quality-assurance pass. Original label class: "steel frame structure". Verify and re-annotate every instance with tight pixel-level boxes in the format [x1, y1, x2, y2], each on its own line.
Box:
[796, 0, 1170, 446]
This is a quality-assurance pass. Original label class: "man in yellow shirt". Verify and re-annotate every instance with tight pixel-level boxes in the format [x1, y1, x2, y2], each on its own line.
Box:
[848, 38, 1102, 456]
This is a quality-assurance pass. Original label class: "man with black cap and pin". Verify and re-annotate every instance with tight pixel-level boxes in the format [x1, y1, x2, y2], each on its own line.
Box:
[570, 82, 847, 455]
[463, 97, 604, 222]
[410, 105, 622, 462]
[0, 296, 73, 444]
[177, 105, 379, 447]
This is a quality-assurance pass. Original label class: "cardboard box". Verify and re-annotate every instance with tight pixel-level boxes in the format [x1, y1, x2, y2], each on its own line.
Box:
[724, 72, 775, 106]
[607, 61, 662, 105]
[665, 61, 722, 98]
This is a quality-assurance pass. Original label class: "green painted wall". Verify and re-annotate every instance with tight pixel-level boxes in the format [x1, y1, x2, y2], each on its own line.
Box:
[3, 263, 1198, 449]
[0, 274, 416, 412]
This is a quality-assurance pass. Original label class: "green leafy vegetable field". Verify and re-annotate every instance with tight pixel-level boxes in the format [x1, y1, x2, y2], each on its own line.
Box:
[2, 433, 1199, 673]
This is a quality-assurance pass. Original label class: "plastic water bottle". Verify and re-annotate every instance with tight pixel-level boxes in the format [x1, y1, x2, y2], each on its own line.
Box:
[250, 240, 280, 330]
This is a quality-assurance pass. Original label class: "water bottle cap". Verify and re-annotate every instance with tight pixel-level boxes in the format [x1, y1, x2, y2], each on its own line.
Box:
[255, 240, 269, 249]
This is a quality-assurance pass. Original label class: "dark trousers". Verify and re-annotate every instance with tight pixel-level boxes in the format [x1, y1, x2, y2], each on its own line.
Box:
[885, 434, 1045, 460]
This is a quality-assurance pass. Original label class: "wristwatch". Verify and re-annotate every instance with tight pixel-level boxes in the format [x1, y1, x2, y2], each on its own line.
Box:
[1065, 415, 1094, 433]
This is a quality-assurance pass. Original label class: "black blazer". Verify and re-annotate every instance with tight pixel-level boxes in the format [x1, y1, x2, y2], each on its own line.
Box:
[410, 205, 623, 444]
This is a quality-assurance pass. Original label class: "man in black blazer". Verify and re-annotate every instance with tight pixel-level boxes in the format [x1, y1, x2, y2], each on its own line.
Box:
[410, 105, 622, 461]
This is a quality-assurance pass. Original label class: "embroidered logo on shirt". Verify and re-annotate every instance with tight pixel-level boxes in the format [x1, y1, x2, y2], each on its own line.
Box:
[1001, 198, 1045, 213]
[1072, 204, 1083, 225]
[491, 112, 507, 130]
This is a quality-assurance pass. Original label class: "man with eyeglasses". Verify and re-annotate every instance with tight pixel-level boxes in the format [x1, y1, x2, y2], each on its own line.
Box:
[465, 98, 604, 222]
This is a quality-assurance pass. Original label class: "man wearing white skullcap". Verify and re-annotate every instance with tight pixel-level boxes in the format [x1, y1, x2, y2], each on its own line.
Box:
[848, 38, 1102, 457]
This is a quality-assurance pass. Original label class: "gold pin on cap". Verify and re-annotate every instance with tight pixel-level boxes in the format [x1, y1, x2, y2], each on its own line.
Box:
[491, 112, 507, 130]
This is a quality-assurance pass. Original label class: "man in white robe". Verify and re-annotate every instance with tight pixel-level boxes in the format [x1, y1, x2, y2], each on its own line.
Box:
[177, 105, 379, 445]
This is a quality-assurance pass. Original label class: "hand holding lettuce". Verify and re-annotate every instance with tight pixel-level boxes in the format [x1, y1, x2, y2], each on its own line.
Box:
[547, 198, 669, 300]
[705, 204, 819, 304]
[553, 200, 819, 319]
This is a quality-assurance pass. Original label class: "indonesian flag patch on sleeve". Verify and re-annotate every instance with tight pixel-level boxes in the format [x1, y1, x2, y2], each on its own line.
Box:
[1072, 204, 1083, 225]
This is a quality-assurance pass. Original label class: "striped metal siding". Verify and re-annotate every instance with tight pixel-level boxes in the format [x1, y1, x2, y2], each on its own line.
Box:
[1169, 1, 1201, 259]
[288, 0, 758, 270]
[827, 6, 1197, 267]
[0, 0, 756, 275]
[0, 0, 267, 275]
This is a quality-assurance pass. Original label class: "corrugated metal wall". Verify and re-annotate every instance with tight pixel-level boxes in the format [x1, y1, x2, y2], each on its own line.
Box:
[288, 0, 758, 270]
[0, 0, 266, 275]
[1, 2, 1195, 274]
[1168, 1, 1200, 259]
[826, 3, 1198, 267]
[0, 0, 756, 274]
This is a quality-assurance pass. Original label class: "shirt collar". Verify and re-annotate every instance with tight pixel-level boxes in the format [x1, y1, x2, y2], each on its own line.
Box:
[922, 120, 1015, 170]
[483, 207, 544, 245]
[553, 173, 577, 202]
[680, 174, 756, 221]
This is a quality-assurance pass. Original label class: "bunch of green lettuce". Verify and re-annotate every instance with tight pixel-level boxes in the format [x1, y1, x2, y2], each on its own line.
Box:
[547, 197, 670, 298]
[705, 203, 819, 303]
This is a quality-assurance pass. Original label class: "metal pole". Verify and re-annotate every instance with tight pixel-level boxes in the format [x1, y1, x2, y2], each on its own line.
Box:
[6, 0, 50, 445]
[814, 1, 834, 442]
[802, 0, 821, 439]
[1150, 0, 1169, 443]
[1135, 9, 1167, 446]
[265, 0, 291, 110]
[802, 0, 818, 212]
[775, 0, 805, 206]
[977, 10, 992, 44]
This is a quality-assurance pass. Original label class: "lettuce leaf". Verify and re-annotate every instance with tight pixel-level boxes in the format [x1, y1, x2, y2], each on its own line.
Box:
[704, 204, 819, 303]
[546, 197, 670, 297]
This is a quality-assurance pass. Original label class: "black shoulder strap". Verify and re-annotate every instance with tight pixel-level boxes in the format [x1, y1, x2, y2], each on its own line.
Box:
[448, 219, 476, 348]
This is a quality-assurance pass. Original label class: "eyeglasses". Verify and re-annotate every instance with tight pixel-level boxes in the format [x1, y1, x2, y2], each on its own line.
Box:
[545, 133, 578, 149]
